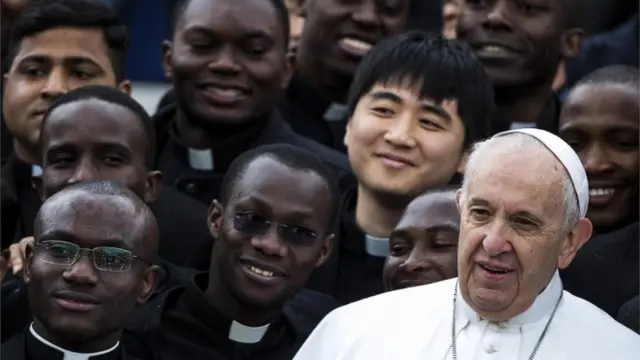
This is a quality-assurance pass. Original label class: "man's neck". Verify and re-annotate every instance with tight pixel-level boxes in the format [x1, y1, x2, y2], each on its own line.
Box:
[494, 84, 555, 125]
[175, 109, 266, 150]
[296, 56, 351, 104]
[355, 186, 409, 238]
[13, 140, 39, 165]
[31, 320, 120, 353]
[206, 265, 281, 327]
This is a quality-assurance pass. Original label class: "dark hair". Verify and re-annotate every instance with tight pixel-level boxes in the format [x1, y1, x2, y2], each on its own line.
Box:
[347, 31, 494, 149]
[6, 0, 128, 81]
[40, 85, 156, 168]
[574, 65, 640, 89]
[171, 0, 290, 50]
[219, 144, 340, 233]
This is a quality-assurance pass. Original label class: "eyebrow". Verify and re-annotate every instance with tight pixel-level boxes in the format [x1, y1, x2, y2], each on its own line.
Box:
[369, 90, 452, 122]
[425, 223, 460, 235]
[185, 26, 273, 41]
[241, 195, 314, 223]
[18, 54, 102, 68]
[468, 197, 490, 207]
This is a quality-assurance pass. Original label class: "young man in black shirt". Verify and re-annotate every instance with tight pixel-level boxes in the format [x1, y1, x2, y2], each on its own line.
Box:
[456, 0, 584, 134]
[153, 0, 354, 208]
[306, 32, 493, 304]
[126, 144, 341, 360]
[1, 0, 131, 246]
[2, 180, 159, 360]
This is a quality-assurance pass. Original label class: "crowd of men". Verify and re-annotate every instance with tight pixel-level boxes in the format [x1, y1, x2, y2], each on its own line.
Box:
[0, 0, 638, 359]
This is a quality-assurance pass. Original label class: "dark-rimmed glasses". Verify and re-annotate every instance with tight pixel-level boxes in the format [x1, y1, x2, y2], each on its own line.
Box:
[233, 211, 319, 246]
[34, 240, 150, 272]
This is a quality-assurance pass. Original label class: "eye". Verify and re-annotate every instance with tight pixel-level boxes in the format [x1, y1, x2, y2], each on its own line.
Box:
[517, 1, 544, 14]
[513, 217, 537, 229]
[102, 155, 125, 166]
[418, 118, 443, 130]
[389, 243, 410, 256]
[371, 107, 395, 117]
[23, 67, 46, 77]
[469, 207, 491, 220]
[49, 153, 76, 167]
[70, 69, 94, 80]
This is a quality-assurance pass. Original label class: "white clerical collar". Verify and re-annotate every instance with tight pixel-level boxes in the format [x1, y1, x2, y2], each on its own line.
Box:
[29, 324, 119, 360]
[228, 320, 270, 344]
[364, 235, 389, 257]
[32, 165, 42, 177]
[458, 270, 563, 325]
[187, 148, 215, 170]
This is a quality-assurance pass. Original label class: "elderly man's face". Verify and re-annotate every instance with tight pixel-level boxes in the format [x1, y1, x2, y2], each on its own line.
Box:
[455, 137, 579, 321]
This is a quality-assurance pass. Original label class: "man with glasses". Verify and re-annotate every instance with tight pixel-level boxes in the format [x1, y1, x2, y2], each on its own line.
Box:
[125, 144, 341, 360]
[1, 180, 159, 360]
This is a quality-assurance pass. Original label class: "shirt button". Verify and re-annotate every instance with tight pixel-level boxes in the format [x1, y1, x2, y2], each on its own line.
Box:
[185, 182, 197, 194]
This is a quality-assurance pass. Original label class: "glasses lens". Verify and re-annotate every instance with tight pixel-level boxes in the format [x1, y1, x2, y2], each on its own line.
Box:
[281, 225, 318, 246]
[234, 212, 270, 236]
[39, 240, 79, 265]
[94, 247, 133, 272]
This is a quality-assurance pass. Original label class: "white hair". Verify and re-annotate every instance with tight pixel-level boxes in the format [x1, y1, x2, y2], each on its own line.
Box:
[460, 134, 580, 231]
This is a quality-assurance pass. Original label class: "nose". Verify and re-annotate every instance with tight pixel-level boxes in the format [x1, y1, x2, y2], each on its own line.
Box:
[482, 221, 513, 256]
[398, 250, 432, 273]
[208, 46, 242, 75]
[250, 226, 286, 258]
[483, 1, 512, 31]
[582, 144, 614, 174]
[62, 253, 99, 286]
[352, 0, 381, 29]
[40, 68, 68, 100]
[67, 158, 97, 185]
[383, 116, 417, 148]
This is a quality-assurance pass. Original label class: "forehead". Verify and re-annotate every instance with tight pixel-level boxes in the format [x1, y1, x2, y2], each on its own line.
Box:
[560, 83, 640, 129]
[397, 191, 459, 229]
[11, 27, 112, 70]
[43, 99, 145, 149]
[38, 194, 141, 247]
[233, 157, 330, 211]
[467, 140, 565, 215]
[179, 0, 280, 35]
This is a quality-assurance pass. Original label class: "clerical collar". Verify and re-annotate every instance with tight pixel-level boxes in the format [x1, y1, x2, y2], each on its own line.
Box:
[341, 187, 391, 257]
[187, 148, 214, 171]
[182, 272, 274, 344]
[457, 270, 564, 325]
[32, 165, 42, 177]
[364, 235, 389, 257]
[28, 324, 120, 360]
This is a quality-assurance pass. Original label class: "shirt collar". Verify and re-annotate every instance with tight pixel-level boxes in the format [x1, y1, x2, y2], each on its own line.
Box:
[182, 272, 276, 344]
[458, 270, 563, 325]
[28, 324, 121, 360]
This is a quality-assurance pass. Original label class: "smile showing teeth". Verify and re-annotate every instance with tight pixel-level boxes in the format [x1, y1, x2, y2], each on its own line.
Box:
[589, 188, 615, 197]
[204, 87, 242, 97]
[480, 264, 510, 274]
[339, 37, 373, 56]
[247, 265, 275, 277]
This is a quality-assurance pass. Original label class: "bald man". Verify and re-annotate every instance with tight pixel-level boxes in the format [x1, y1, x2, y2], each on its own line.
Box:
[1, 180, 158, 360]
[294, 129, 640, 360]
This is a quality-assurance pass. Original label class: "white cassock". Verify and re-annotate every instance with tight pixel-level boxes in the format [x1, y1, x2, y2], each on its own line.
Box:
[294, 272, 640, 360]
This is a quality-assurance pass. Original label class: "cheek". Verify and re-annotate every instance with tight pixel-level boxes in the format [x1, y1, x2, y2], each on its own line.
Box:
[457, 226, 483, 264]
[3, 81, 40, 123]
[348, 115, 385, 148]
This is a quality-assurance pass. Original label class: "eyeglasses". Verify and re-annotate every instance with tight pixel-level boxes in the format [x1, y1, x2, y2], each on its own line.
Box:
[34, 240, 149, 272]
[233, 211, 318, 246]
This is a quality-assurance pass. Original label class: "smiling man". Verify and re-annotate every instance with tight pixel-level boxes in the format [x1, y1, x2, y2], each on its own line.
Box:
[293, 128, 640, 360]
[457, 0, 583, 135]
[304, 31, 492, 304]
[152, 0, 353, 213]
[383, 187, 460, 291]
[125, 144, 341, 360]
[1, 180, 158, 360]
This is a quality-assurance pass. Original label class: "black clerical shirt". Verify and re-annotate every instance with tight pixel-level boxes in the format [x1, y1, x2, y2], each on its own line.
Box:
[488, 95, 561, 136]
[125, 264, 340, 360]
[1, 326, 142, 360]
[303, 186, 387, 304]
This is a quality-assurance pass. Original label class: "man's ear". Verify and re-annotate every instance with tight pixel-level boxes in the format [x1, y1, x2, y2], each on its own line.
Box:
[161, 40, 174, 81]
[137, 265, 159, 305]
[557, 217, 593, 269]
[144, 171, 163, 203]
[560, 28, 584, 59]
[118, 80, 132, 95]
[31, 175, 44, 201]
[455, 189, 464, 214]
[208, 200, 224, 239]
[22, 242, 35, 284]
[343, 120, 353, 148]
[281, 50, 294, 89]
[314, 234, 334, 268]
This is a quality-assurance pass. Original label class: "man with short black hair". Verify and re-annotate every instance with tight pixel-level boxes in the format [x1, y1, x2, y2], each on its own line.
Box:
[152, 0, 354, 214]
[1, 0, 131, 246]
[126, 144, 341, 360]
[457, 0, 584, 135]
[1, 180, 159, 360]
[306, 31, 493, 304]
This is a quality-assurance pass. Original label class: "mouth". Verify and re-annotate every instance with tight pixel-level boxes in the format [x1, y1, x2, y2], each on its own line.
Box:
[338, 37, 374, 57]
[588, 187, 621, 207]
[473, 44, 521, 59]
[477, 262, 515, 280]
[53, 291, 99, 312]
[239, 259, 286, 282]
[395, 278, 433, 290]
[375, 153, 416, 168]
[196, 84, 249, 105]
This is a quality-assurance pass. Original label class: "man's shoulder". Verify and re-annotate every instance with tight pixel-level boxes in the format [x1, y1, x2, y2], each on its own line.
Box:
[284, 288, 341, 338]
[331, 278, 457, 323]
